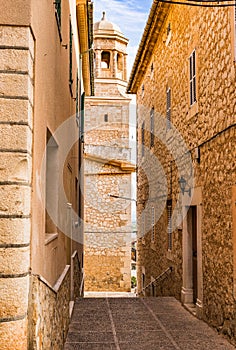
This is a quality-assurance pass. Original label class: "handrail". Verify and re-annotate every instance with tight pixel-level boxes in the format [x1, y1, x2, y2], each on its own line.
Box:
[80, 271, 85, 297]
[142, 266, 174, 294]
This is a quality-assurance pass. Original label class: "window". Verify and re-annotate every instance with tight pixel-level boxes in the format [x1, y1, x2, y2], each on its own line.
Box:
[151, 62, 154, 73]
[167, 23, 171, 36]
[150, 62, 154, 79]
[151, 207, 155, 242]
[189, 50, 197, 106]
[69, 20, 73, 90]
[141, 212, 146, 244]
[80, 92, 85, 142]
[166, 23, 172, 46]
[101, 51, 110, 68]
[150, 107, 154, 147]
[142, 273, 145, 290]
[141, 121, 145, 157]
[54, 0, 62, 41]
[76, 71, 79, 126]
[141, 84, 145, 98]
[104, 114, 108, 122]
[117, 53, 123, 71]
[167, 199, 172, 250]
[166, 87, 171, 130]
[45, 130, 59, 234]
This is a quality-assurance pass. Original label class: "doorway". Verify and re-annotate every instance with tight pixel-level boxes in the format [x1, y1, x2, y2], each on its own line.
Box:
[188, 206, 198, 304]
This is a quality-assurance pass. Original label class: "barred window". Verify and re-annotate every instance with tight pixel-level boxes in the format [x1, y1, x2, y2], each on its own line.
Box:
[150, 107, 154, 147]
[189, 50, 197, 106]
[167, 200, 172, 250]
[166, 87, 171, 130]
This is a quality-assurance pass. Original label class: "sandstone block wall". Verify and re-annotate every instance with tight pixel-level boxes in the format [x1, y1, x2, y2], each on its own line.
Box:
[134, 4, 236, 344]
[0, 25, 34, 349]
[28, 267, 71, 350]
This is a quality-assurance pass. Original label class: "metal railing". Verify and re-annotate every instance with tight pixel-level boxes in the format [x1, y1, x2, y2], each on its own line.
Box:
[141, 266, 174, 296]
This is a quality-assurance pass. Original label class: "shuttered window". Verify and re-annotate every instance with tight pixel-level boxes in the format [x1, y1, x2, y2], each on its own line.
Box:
[69, 21, 73, 87]
[151, 207, 155, 242]
[189, 50, 197, 106]
[166, 87, 171, 130]
[54, 0, 62, 41]
[141, 121, 145, 157]
[150, 107, 154, 147]
[167, 200, 172, 250]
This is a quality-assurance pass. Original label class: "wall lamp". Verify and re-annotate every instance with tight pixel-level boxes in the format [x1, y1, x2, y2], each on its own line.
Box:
[179, 176, 191, 196]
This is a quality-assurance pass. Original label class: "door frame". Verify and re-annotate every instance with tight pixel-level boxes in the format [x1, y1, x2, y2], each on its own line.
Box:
[181, 186, 203, 318]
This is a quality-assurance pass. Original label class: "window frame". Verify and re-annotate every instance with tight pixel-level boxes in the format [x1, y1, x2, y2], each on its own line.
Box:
[189, 49, 197, 106]
[166, 87, 171, 130]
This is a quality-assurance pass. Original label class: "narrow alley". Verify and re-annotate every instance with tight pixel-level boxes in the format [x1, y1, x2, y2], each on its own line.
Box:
[64, 296, 235, 350]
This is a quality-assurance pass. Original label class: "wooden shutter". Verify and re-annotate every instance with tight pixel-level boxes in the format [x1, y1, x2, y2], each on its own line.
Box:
[189, 50, 197, 106]
[167, 200, 172, 250]
[166, 87, 171, 129]
[150, 108, 154, 147]
[141, 121, 145, 157]
[151, 207, 155, 242]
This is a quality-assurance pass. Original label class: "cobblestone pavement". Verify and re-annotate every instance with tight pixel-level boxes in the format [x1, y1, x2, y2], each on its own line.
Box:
[64, 296, 235, 350]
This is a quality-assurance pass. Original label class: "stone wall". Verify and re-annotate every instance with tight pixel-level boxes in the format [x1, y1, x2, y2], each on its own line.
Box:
[200, 126, 236, 340]
[28, 266, 71, 350]
[133, 3, 236, 345]
[84, 162, 132, 292]
[0, 25, 34, 349]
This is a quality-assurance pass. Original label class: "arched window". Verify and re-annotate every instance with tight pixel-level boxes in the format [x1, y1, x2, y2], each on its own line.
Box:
[117, 53, 123, 71]
[101, 51, 110, 68]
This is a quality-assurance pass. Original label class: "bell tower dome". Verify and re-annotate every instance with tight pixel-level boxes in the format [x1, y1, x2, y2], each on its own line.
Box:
[93, 12, 129, 94]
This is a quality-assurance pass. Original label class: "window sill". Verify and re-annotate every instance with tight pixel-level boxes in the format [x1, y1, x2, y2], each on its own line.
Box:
[187, 101, 198, 120]
[45, 233, 58, 245]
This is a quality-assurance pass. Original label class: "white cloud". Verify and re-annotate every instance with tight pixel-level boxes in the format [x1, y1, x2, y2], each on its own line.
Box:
[93, 0, 152, 77]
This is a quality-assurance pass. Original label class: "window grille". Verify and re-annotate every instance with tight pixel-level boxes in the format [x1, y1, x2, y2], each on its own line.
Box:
[166, 87, 171, 130]
[189, 50, 197, 106]
[167, 200, 172, 250]
[150, 107, 154, 147]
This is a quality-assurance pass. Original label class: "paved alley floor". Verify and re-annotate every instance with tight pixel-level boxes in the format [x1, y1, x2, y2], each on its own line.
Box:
[64, 297, 235, 350]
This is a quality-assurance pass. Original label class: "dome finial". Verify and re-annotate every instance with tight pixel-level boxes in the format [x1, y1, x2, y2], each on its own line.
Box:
[102, 11, 106, 21]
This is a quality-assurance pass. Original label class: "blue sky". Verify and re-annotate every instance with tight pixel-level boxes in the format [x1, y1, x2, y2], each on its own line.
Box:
[93, 0, 153, 77]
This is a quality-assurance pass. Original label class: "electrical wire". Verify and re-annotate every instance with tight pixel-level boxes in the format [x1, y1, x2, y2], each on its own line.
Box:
[157, 0, 236, 6]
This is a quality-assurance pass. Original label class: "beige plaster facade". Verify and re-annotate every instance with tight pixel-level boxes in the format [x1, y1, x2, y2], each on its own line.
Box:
[84, 13, 135, 292]
[0, 0, 93, 348]
[128, 1, 236, 345]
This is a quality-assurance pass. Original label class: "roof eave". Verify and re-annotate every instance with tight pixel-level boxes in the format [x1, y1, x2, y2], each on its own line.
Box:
[127, 1, 170, 94]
